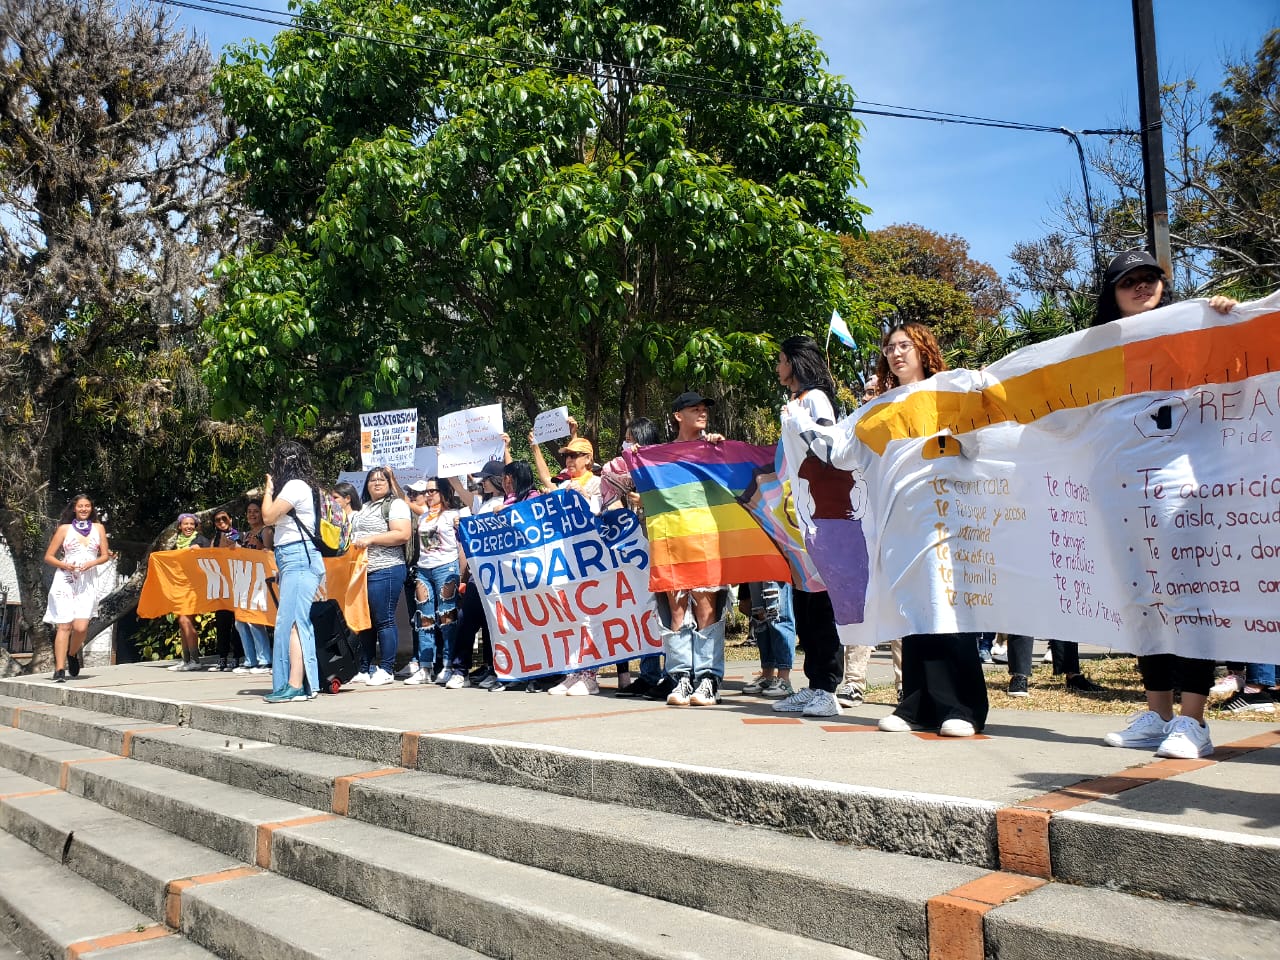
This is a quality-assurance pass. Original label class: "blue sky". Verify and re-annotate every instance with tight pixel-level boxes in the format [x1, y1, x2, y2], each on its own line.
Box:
[177, 0, 1276, 285]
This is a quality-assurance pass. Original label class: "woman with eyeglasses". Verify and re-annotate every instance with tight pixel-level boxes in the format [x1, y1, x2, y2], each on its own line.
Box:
[42, 494, 112, 682]
[872, 323, 990, 738]
[346, 467, 412, 687]
[209, 510, 247, 673]
[1095, 250, 1239, 759]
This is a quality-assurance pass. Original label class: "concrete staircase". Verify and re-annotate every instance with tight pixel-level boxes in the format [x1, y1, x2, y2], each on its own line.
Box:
[0, 679, 1276, 960]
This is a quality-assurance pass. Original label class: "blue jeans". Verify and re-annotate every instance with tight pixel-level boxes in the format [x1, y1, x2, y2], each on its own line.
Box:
[659, 589, 729, 681]
[235, 621, 270, 668]
[747, 581, 795, 670]
[415, 562, 459, 671]
[363, 563, 406, 675]
[272, 541, 324, 694]
[1246, 663, 1277, 687]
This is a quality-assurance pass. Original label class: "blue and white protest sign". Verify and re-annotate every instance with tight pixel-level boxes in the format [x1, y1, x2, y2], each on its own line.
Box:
[459, 489, 661, 679]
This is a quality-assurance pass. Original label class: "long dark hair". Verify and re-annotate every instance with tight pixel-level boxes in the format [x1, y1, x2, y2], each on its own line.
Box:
[57, 494, 98, 526]
[780, 335, 837, 401]
[503, 461, 537, 501]
[270, 440, 314, 490]
[361, 466, 400, 504]
[333, 482, 362, 512]
[427, 477, 462, 510]
[626, 417, 659, 447]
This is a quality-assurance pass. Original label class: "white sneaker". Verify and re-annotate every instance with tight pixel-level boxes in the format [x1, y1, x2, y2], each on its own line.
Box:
[939, 718, 976, 737]
[349, 671, 370, 685]
[232, 665, 251, 674]
[1156, 716, 1214, 759]
[404, 668, 430, 686]
[1041, 647, 1053, 663]
[167, 662, 183, 671]
[801, 689, 841, 717]
[1210, 673, 1244, 698]
[990, 642, 1008, 663]
[772, 686, 818, 713]
[396, 661, 419, 679]
[444, 671, 468, 690]
[434, 668, 453, 687]
[878, 714, 914, 732]
[547, 673, 576, 695]
[563, 673, 600, 697]
[666, 675, 694, 706]
[250, 666, 271, 675]
[366, 668, 394, 687]
[1103, 710, 1169, 749]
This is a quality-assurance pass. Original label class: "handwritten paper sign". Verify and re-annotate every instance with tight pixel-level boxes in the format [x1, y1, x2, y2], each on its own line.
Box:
[458, 489, 661, 678]
[359, 408, 418, 469]
[531, 406, 571, 444]
[438, 404, 505, 476]
[783, 292, 1280, 662]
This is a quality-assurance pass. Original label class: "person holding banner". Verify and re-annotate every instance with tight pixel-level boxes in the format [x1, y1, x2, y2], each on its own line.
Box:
[769, 336, 844, 718]
[348, 468, 412, 687]
[447, 460, 507, 688]
[162, 512, 211, 672]
[232, 501, 272, 675]
[42, 494, 112, 683]
[873, 323, 989, 737]
[260, 441, 326, 703]
[1095, 250, 1235, 759]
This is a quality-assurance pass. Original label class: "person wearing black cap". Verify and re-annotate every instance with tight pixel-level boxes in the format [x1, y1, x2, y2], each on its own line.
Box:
[662, 390, 732, 707]
[1094, 249, 1237, 760]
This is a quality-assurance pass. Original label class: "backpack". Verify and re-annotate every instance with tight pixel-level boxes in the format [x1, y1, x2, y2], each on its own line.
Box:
[292, 486, 351, 558]
[380, 497, 419, 569]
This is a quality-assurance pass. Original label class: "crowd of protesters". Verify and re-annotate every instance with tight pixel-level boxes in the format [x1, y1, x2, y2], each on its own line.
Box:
[43, 252, 1274, 758]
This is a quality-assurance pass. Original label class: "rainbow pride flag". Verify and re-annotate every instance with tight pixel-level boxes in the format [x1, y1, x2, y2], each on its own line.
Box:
[625, 440, 815, 593]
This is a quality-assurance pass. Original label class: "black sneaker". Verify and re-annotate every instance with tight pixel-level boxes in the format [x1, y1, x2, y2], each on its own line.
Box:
[1218, 690, 1276, 715]
[615, 677, 653, 699]
[477, 671, 501, 691]
[1008, 675, 1030, 698]
[644, 675, 677, 701]
[1065, 674, 1106, 693]
[492, 679, 529, 692]
[67, 653, 81, 678]
[52, 669, 67, 683]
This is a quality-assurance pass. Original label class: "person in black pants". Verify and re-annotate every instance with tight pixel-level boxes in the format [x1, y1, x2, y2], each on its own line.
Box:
[1005, 635, 1105, 697]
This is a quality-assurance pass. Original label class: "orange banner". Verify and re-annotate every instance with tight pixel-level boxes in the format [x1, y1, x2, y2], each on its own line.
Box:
[137, 547, 370, 631]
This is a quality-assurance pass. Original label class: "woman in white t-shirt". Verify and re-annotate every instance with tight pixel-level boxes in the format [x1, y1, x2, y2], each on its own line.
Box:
[407, 479, 465, 687]
[260, 440, 326, 703]
[348, 467, 412, 686]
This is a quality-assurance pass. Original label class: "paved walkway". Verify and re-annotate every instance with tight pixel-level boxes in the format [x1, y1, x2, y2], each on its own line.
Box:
[21, 651, 1279, 842]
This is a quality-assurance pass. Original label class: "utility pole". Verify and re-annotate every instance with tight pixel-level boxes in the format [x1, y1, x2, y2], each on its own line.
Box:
[1132, 0, 1172, 275]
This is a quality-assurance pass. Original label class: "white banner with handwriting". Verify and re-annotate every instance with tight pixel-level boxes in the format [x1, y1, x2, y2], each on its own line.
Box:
[785, 293, 1280, 662]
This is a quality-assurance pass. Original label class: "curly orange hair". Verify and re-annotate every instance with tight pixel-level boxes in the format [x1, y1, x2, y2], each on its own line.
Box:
[873, 322, 947, 393]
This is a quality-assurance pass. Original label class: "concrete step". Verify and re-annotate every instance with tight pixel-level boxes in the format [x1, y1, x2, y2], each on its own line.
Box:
[0, 773, 491, 960]
[5, 687, 1280, 960]
[0, 832, 216, 959]
[0, 730, 877, 959]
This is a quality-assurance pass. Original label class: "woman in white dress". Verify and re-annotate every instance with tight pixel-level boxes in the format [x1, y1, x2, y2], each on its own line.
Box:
[43, 494, 111, 683]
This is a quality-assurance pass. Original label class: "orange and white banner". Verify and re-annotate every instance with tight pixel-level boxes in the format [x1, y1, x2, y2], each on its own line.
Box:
[138, 547, 371, 631]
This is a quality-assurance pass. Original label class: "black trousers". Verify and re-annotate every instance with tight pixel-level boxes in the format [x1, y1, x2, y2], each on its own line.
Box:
[1007, 635, 1081, 676]
[452, 578, 492, 671]
[795, 590, 841, 693]
[894, 633, 989, 730]
[214, 610, 243, 663]
[1139, 654, 1214, 697]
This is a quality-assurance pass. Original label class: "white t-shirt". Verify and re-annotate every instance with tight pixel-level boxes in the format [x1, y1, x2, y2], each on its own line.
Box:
[350, 497, 412, 571]
[273, 478, 316, 547]
[417, 508, 463, 569]
[792, 388, 835, 425]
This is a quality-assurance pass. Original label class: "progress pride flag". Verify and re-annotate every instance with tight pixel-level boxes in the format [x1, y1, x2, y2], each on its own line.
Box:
[459, 489, 661, 679]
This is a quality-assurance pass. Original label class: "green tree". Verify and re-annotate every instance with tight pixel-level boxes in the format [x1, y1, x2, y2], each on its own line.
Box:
[839, 223, 1011, 357]
[0, 0, 257, 666]
[207, 0, 874, 442]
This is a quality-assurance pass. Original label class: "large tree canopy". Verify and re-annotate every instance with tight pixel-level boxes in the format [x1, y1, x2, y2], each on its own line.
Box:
[208, 0, 872, 439]
[0, 0, 257, 662]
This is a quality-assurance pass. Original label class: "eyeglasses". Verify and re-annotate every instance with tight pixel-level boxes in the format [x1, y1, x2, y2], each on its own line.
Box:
[425, 489, 440, 495]
[1117, 272, 1162, 290]
[881, 340, 915, 357]
[215, 516, 231, 524]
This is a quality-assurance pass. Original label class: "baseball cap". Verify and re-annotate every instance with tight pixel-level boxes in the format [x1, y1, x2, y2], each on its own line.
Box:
[558, 437, 594, 458]
[671, 390, 715, 413]
[471, 460, 504, 482]
[1104, 250, 1165, 286]
[406, 479, 430, 493]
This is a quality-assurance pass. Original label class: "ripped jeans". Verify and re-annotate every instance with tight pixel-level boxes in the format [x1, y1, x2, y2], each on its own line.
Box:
[658, 587, 730, 682]
[746, 581, 795, 670]
[415, 562, 459, 672]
